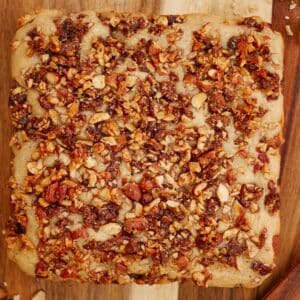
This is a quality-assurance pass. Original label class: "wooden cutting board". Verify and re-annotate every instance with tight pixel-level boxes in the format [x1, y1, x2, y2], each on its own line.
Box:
[264, 263, 300, 300]
[0, 1, 299, 300]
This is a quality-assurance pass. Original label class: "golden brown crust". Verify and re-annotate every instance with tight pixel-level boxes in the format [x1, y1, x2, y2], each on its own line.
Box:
[8, 10, 283, 287]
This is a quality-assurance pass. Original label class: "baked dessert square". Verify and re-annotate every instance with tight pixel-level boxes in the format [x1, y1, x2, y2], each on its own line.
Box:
[7, 10, 283, 287]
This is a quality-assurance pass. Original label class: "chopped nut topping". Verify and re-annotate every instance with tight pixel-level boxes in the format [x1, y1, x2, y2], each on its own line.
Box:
[89, 112, 110, 124]
[123, 216, 148, 233]
[92, 75, 106, 89]
[166, 200, 180, 208]
[68, 102, 79, 118]
[251, 260, 272, 275]
[194, 183, 207, 196]
[157, 16, 168, 26]
[217, 184, 229, 203]
[49, 109, 60, 125]
[8, 12, 282, 286]
[123, 182, 142, 201]
[27, 160, 43, 174]
[191, 93, 207, 109]
[46, 72, 59, 85]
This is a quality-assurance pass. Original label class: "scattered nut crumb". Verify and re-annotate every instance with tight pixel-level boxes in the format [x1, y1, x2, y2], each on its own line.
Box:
[284, 15, 290, 20]
[285, 24, 294, 36]
[289, 1, 297, 10]
[32, 290, 46, 300]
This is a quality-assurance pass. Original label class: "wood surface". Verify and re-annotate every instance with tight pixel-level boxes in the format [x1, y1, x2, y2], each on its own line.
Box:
[264, 263, 300, 300]
[0, 0, 299, 300]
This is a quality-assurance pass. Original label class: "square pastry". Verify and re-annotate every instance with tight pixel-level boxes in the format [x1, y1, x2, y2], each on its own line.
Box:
[7, 10, 283, 287]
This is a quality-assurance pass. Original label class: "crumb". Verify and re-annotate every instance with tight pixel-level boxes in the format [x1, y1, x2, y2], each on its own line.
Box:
[2, 282, 7, 288]
[32, 290, 46, 300]
[1, 230, 6, 235]
[289, 1, 297, 10]
[284, 16, 290, 20]
[12, 295, 20, 300]
[285, 24, 294, 36]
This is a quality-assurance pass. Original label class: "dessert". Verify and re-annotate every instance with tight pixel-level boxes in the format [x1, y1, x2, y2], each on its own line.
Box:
[7, 10, 283, 287]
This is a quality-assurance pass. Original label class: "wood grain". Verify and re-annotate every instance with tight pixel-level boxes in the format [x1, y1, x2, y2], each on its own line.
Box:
[0, 1, 299, 300]
[264, 263, 300, 300]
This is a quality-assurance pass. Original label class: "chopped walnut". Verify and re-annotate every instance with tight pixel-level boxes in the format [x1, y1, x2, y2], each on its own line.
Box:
[89, 112, 110, 124]
[217, 184, 229, 203]
[191, 93, 207, 109]
[123, 183, 142, 201]
[251, 260, 272, 275]
[92, 75, 106, 89]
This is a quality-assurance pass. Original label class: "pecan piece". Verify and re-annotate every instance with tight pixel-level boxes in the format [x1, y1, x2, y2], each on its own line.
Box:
[82, 203, 119, 228]
[266, 135, 282, 149]
[35, 260, 48, 277]
[116, 262, 128, 273]
[123, 216, 148, 233]
[208, 93, 226, 113]
[205, 197, 220, 215]
[71, 228, 89, 240]
[240, 17, 266, 31]
[264, 180, 280, 214]
[257, 228, 267, 249]
[264, 192, 280, 213]
[175, 255, 189, 270]
[251, 260, 272, 275]
[45, 182, 68, 203]
[195, 232, 222, 251]
[238, 184, 263, 208]
[123, 182, 142, 201]
[139, 177, 156, 192]
[227, 36, 239, 50]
